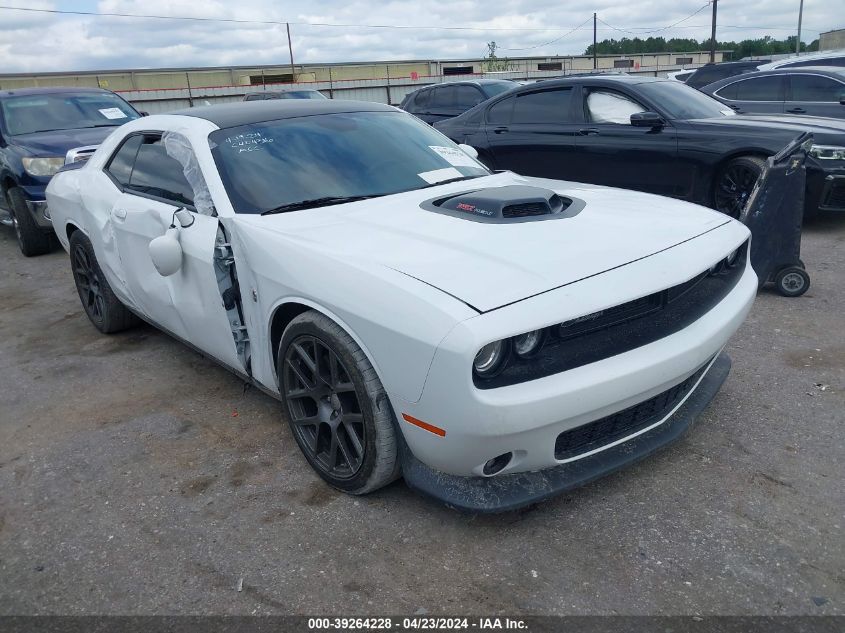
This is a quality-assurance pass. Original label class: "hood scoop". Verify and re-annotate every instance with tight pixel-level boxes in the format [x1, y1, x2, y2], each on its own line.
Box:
[424, 185, 584, 223]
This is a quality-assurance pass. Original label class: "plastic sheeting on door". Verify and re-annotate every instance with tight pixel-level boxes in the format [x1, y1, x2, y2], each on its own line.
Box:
[162, 131, 215, 216]
[586, 91, 646, 124]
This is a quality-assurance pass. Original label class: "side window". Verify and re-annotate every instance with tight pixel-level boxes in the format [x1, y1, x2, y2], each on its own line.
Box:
[512, 88, 573, 124]
[431, 86, 456, 109]
[454, 85, 485, 108]
[127, 136, 194, 207]
[585, 90, 647, 124]
[790, 75, 845, 102]
[487, 96, 514, 124]
[105, 135, 143, 187]
[732, 76, 784, 101]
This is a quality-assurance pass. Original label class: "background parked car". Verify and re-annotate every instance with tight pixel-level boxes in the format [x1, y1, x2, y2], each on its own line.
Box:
[667, 69, 695, 83]
[243, 89, 327, 101]
[434, 75, 845, 220]
[756, 50, 845, 71]
[701, 67, 845, 118]
[399, 79, 517, 124]
[0, 87, 141, 256]
[684, 60, 771, 89]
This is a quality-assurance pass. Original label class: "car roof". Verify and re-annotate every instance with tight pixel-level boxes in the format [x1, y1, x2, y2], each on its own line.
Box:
[759, 50, 845, 69]
[246, 88, 322, 94]
[171, 99, 397, 128]
[522, 74, 665, 87]
[0, 86, 115, 98]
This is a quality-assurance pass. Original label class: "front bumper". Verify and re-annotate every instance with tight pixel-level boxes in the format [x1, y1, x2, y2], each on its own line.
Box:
[401, 353, 731, 513]
[25, 199, 52, 229]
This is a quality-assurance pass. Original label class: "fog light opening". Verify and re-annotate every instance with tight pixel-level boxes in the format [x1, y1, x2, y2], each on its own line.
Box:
[482, 452, 513, 476]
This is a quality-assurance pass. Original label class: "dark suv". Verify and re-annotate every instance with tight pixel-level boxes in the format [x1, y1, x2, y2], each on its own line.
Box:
[685, 60, 771, 89]
[0, 87, 141, 255]
[399, 80, 517, 124]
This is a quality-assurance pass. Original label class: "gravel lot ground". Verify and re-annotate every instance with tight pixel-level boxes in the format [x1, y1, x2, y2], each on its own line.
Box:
[0, 215, 842, 616]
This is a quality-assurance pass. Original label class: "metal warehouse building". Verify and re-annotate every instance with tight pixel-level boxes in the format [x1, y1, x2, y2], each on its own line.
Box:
[0, 51, 726, 113]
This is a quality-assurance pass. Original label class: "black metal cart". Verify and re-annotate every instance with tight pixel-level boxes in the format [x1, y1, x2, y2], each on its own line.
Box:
[739, 132, 813, 297]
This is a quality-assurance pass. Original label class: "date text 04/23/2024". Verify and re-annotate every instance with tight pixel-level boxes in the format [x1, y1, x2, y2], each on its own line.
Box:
[307, 617, 528, 630]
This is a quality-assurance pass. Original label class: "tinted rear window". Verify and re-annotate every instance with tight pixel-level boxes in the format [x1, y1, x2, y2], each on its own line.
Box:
[512, 88, 573, 124]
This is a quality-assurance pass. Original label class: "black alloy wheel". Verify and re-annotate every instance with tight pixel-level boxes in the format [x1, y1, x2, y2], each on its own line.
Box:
[714, 156, 765, 219]
[283, 335, 366, 480]
[72, 242, 107, 325]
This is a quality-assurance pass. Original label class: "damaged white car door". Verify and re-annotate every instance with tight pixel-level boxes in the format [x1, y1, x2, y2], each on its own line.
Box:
[104, 131, 249, 373]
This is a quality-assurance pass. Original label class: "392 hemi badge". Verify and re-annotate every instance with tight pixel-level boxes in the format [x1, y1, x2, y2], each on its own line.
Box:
[455, 202, 494, 217]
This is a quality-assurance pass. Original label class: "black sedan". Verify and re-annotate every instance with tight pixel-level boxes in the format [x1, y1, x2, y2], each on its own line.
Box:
[400, 79, 517, 125]
[434, 75, 845, 220]
[700, 67, 845, 119]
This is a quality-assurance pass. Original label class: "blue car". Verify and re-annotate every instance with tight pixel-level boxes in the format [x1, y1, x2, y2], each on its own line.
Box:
[0, 87, 142, 255]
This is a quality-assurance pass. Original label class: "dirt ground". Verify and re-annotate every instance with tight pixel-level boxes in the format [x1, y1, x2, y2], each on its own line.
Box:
[0, 215, 842, 616]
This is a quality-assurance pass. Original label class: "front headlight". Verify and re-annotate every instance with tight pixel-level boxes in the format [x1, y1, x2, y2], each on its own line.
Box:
[473, 340, 509, 377]
[22, 157, 65, 177]
[809, 145, 845, 160]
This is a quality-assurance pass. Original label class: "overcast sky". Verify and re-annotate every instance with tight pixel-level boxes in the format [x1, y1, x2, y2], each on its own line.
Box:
[0, 0, 839, 73]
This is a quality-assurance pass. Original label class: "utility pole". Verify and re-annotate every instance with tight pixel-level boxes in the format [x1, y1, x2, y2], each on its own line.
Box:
[593, 12, 597, 69]
[286, 22, 296, 84]
[796, 0, 804, 54]
[709, 0, 718, 63]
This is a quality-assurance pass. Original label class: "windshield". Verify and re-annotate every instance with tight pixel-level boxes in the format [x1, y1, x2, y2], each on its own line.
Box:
[482, 81, 517, 98]
[638, 81, 736, 120]
[209, 111, 490, 214]
[1, 93, 139, 135]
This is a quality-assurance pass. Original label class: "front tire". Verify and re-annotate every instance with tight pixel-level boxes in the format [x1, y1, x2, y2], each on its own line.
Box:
[278, 311, 400, 494]
[713, 156, 766, 219]
[69, 231, 139, 333]
[7, 187, 52, 257]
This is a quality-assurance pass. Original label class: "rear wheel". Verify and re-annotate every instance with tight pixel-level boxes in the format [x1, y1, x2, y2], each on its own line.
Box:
[7, 187, 52, 257]
[713, 156, 766, 219]
[69, 231, 139, 333]
[279, 311, 399, 494]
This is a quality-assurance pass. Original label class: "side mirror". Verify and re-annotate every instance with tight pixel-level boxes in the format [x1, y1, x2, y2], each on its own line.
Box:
[139, 111, 150, 117]
[631, 112, 665, 128]
[458, 143, 479, 159]
[149, 227, 183, 276]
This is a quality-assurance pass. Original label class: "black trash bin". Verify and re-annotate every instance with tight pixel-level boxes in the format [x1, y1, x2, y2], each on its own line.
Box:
[739, 132, 812, 297]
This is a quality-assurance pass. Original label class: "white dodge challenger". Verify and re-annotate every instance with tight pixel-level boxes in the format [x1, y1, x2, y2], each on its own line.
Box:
[46, 100, 756, 512]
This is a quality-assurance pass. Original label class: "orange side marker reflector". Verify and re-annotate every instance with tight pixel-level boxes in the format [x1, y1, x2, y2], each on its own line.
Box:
[402, 413, 446, 437]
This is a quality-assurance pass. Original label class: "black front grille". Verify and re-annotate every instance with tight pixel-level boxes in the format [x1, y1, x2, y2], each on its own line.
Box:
[820, 180, 845, 211]
[475, 241, 747, 389]
[554, 360, 711, 460]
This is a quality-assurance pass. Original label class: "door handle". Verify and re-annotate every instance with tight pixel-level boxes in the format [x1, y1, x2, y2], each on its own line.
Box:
[578, 128, 600, 136]
[728, 104, 741, 111]
[492, 126, 509, 134]
[112, 208, 127, 220]
[786, 107, 806, 114]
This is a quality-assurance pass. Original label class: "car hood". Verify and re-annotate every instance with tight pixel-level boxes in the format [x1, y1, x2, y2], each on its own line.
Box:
[234, 173, 730, 313]
[9, 126, 118, 156]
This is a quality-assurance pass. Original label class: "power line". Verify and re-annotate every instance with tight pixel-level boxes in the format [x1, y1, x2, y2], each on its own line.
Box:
[0, 4, 819, 36]
[596, 3, 711, 36]
[0, 5, 634, 32]
[500, 16, 594, 51]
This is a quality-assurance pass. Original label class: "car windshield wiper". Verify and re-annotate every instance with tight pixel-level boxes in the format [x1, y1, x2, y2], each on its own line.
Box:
[417, 175, 486, 189]
[261, 195, 379, 215]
